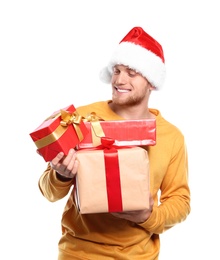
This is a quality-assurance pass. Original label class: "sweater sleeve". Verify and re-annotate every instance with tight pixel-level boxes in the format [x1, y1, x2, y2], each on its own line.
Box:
[38, 163, 74, 202]
[139, 135, 191, 234]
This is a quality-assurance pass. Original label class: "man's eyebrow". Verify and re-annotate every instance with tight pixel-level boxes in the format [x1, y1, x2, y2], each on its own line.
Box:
[126, 68, 137, 73]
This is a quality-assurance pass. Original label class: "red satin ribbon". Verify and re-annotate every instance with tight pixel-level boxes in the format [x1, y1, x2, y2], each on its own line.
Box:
[104, 146, 122, 212]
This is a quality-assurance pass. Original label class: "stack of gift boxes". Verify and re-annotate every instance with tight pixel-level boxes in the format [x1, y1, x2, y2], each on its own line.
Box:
[30, 104, 156, 214]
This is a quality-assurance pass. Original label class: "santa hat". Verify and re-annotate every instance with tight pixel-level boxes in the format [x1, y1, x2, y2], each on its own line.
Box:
[99, 27, 166, 90]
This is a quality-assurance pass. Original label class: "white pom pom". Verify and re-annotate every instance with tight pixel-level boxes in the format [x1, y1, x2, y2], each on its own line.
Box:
[99, 67, 112, 84]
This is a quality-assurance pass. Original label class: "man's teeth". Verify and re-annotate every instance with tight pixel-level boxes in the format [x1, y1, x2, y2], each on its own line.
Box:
[117, 88, 130, 93]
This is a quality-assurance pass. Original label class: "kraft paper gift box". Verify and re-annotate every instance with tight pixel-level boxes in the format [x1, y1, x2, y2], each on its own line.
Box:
[30, 104, 88, 162]
[75, 139, 150, 214]
[76, 114, 156, 149]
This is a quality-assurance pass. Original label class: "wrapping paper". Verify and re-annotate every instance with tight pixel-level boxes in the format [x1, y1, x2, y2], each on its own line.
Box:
[29, 104, 88, 162]
[77, 117, 156, 148]
[75, 143, 150, 214]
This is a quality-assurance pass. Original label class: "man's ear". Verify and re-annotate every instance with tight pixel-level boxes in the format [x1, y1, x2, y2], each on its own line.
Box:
[149, 84, 156, 91]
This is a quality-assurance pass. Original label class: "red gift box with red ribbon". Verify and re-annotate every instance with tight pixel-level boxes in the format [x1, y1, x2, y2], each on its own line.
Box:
[75, 138, 150, 214]
[29, 104, 88, 162]
[77, 115, 156, 149]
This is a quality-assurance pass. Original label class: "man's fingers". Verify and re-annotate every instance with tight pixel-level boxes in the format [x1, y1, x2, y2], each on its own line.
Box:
[50, 149, 78, 178]
[51, 152, 65, 166]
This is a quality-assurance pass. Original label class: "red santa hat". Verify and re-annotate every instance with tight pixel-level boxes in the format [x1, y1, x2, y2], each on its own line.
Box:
[99, 27, 166, 90]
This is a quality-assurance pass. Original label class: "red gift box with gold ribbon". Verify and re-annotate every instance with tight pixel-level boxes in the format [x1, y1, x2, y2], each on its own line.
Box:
[30, 104, 88, 162]
[75, 138, 150, 214]
[76, 112, 156, 148]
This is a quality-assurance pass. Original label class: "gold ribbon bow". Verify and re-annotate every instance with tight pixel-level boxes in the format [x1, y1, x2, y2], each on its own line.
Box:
[83, 112, 105, 146]
[60, 109, 84, 142]
[34, 109, 84, 149]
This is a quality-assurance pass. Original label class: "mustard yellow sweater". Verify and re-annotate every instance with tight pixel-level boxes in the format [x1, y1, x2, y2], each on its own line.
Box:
[39, 101, 190, 260]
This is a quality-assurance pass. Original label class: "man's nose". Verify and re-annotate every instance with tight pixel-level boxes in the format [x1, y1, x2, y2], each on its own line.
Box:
[115, 72, 127, 84]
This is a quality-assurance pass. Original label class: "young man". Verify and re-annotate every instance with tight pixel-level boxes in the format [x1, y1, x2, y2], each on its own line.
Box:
[38, 27, 191, 259]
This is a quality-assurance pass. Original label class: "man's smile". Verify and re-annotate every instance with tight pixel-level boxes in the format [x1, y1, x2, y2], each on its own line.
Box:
[115, 86, 131, 93]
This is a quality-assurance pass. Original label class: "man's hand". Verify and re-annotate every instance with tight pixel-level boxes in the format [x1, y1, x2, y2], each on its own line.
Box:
[50, 148, 78, 179]
[111, 194, 154, 223]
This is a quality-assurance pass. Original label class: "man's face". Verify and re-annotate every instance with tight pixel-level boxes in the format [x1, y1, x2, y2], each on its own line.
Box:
[111, 65, 151, 106]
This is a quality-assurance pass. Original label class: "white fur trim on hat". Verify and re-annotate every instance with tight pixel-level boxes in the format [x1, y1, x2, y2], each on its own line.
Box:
[100, 41, 166, 90]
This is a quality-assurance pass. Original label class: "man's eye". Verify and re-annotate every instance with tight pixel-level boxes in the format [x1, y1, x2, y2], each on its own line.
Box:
[128, 71, 136, 77]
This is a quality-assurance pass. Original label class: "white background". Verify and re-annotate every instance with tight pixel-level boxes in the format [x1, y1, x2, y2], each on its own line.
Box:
[1, 1, 220, 259]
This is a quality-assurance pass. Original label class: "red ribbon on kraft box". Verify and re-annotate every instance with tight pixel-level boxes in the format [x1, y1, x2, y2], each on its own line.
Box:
[102, 138, 123, 212]
[75, 137, 150, 214]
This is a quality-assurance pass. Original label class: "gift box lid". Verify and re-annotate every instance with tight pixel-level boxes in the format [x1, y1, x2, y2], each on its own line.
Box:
[30, 105, 76, 140]
[77, 118, 156, 148]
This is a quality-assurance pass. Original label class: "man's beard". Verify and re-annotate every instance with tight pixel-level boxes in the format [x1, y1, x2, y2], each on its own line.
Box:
[112, 92, 146, 107]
